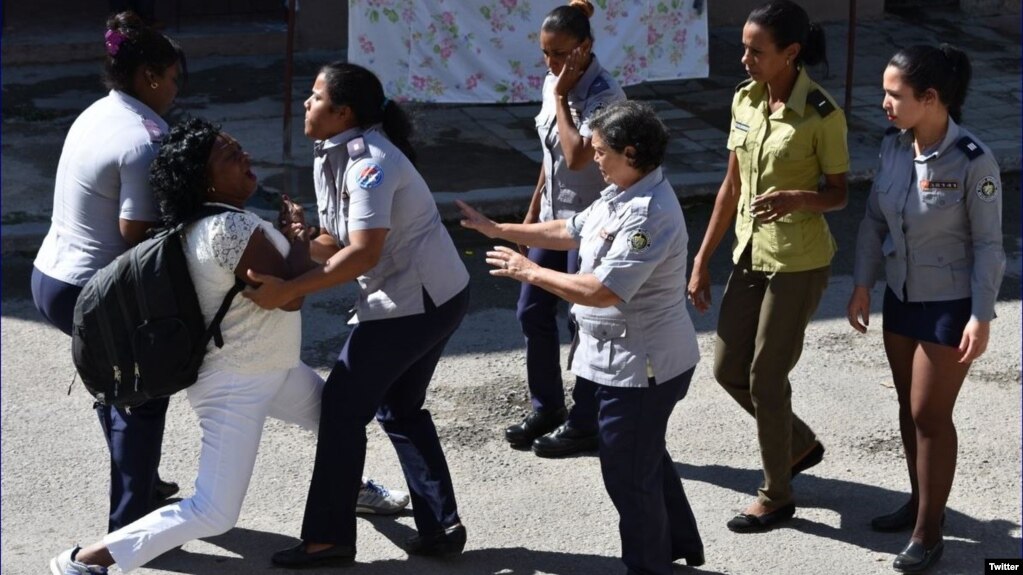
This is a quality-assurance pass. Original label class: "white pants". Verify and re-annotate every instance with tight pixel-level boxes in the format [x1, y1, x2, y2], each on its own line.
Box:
[103, 362, 323, 572]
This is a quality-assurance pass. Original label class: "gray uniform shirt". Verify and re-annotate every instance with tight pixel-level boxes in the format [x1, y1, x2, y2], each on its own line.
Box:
[34, 91, 165, 286]
[313, 125, 469, 323]
[565, 168, 700, 387]
[536, 55, 626, 222]
[853, 118, 1005, 321]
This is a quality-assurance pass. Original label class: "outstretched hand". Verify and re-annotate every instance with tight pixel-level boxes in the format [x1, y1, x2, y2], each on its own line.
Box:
[485, 245, 537, 280]
[456, 199, 500, 238]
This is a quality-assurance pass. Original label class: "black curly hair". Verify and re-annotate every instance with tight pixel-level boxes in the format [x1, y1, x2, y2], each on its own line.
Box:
[150, 116, 220, 226]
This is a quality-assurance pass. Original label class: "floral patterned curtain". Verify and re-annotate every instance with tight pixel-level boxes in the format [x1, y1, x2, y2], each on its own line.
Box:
[348, 0, 708, 103]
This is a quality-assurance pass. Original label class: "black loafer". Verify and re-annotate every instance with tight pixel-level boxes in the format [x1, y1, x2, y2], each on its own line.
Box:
[532, 423, 598, 458]
[872, 501, 916, 532]
[726, 502, 796, 533]
[893, 538, 944, 573]
[271, 542, 356, 568]
[405, 523, 467, 557]
[505, 408, 567, 447]
[871, 501, 946, 532]
[791, 442, 825, 477]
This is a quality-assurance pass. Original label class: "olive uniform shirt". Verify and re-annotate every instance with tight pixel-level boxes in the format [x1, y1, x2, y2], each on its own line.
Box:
[727, 67, 850, 272]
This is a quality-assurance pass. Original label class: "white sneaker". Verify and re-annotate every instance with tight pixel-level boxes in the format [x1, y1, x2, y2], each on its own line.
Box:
[356, 477, 410, 515]
[49, 547, 108, 575]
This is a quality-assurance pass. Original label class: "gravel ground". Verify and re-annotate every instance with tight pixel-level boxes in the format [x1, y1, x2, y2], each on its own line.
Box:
[2, 267, 1020, 574]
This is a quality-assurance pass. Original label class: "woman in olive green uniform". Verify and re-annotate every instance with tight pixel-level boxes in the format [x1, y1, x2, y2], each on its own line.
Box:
[687, 0, 849, 532]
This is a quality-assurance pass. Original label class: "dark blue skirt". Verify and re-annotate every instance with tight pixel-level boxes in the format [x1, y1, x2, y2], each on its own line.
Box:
[882, 286, 971, 347]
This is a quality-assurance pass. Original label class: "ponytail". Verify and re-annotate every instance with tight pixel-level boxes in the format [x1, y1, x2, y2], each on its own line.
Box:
[939, 44, 971, 123]
[379, 99, 417, 165]
[802, 23, 828, 70]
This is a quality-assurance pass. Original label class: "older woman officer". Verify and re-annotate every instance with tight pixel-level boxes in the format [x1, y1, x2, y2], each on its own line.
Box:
[687, 0, 848, 532]
[848, 45, 1004, 573]
[508, 0, 627, 458]
[458, 100, 704, 575]
[244, 63, 471, 566]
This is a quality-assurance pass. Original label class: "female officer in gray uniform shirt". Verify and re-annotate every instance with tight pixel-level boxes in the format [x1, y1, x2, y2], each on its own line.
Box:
[507, 0, 627, 458]
[848, 45, 1004, 574]
[459, 101, 704, 575]
[244, 63, 471, 567]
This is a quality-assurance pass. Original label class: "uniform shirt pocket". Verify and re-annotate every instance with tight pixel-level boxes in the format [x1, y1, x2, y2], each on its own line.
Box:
[911, 242, 971, 292]
[727, 127, 749, 151]
[575, 315, 633, 375]
[920, 190, 964, 209]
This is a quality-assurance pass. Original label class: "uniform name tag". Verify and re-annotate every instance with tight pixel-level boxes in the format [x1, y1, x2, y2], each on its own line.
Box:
[920, 180, 959, 191]
[734, 121, 750, 132]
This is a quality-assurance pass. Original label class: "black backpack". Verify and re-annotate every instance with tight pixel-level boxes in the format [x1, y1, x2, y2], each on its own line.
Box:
[71, 205, 245, 407]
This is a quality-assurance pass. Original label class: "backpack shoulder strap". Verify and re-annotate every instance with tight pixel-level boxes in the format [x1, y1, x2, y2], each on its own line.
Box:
[203, 278, 246, 349]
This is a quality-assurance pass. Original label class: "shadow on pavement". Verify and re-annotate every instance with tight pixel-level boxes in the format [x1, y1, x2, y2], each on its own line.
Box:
[675, 462, 1021, 570]
[141, 523, 729, 574]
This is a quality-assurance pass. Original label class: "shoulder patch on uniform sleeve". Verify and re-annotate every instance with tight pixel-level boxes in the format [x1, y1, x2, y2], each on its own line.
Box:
[975, 175, 999, 202]
[735, 78, 754, 92]
[806, 89, 835, 117]
[956, 136, 985, 160]
[627, 229, 651, 253]
[884, 126, 900, 136]
[347, 136, 369, 159]
[355, 162, 385, 190]
[588, 75, 610, 97]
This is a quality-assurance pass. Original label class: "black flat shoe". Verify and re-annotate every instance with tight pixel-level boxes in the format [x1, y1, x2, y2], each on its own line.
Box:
[405, 523, 467, 557]
[872, 501, 915, 532]
[726, 502, 796, 533]
[893, 538, 944, 573]
[532, 423, 598, 458]
[791, 442, 825, 477]
[271, 541, 356, 568]
[871, 501, 946, 532]
[505, 408, 566, 447]
[154, 478, 179, 500]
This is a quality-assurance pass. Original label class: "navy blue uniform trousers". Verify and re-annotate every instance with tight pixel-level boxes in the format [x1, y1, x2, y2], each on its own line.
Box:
[592, 367, 703, 575]
[517, 247, 597, 431]
[32, 266, 167, 532]
[301, 287, 469, 545]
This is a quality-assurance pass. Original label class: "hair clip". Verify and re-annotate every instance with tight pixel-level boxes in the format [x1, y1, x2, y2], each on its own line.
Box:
[105, 29, 127, 57]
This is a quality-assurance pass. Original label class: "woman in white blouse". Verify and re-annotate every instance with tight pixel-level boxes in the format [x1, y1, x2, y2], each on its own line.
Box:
[49, 117, 325, 574]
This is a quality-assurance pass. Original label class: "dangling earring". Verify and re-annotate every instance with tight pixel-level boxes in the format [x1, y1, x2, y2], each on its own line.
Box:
[207, 186, 216, 196]
[151, 82, 159, 89]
